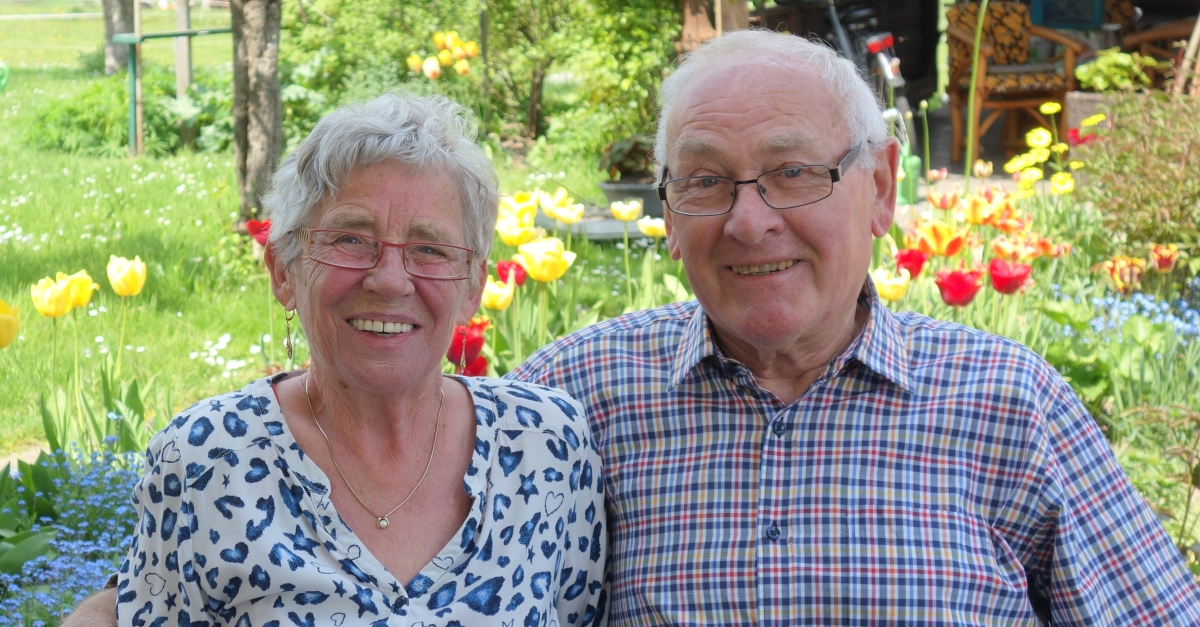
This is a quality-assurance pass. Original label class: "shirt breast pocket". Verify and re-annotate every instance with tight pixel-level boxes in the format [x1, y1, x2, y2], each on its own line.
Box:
[811, 503, 1036, 620]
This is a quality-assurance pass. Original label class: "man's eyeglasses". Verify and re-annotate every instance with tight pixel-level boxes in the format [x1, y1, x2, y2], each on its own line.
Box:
[292, 229, 475, 280]
[657, 144, 862, 217]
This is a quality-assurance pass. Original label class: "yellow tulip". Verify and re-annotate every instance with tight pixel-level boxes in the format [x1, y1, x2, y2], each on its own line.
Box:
[437, 49, 453, 67]
[610, 200, 642, 222]
[452, 45, 467, 61]
[56, 270, 98, 308]
[1080, 113, 1106, 127]
[464, 41, 480, 58]
[1025, 128, 1052, 149]
[453, 59, 470, 76]
[538, 187, 569, 216]
[107, 255, 147, 297]
[495, 214, 542, 247]
[31, 277, 72, 318]
[499, 193, 538, 226]
[871, 268, 910, 302]
[972, 159, 993, 178]
[432, 31, 447, 50]
[513, 238, 576, 283]
[1038, 102, 1062, 115]
[0, 299, 18, 349]
[1050, 171, 1074, 195]
[963, 195, 995, 225]
[481, 273, 516, 311]
[555, 203, 585, 225]
[422, 57, 441, 80]
[406, 53, 423, 73]
[637, 216, 666, 238]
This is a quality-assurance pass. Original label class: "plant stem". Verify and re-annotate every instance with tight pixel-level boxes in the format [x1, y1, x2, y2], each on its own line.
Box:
[114, 297, 129, 380]
[623, 223, 633, 307]
[921, 102, 932, 184]
[538, 282, 548, 349]
[963, 0, 990, 195]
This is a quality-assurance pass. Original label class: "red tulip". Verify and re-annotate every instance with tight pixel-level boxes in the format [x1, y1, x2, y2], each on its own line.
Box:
[463, 355, 488, 377]
[934, 267, 985, 307]
[447, 316, 489, 371]
[1150, 244, 1178, 273]
[988, 258, 1032, 295]
[247, 219, 271, 245]
[895, 249, 928, 278]
[1066, 128, 1095, 147]
[496, 260, 527, 287]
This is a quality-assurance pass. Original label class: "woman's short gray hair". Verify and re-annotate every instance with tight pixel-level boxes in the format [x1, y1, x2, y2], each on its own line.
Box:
[265, 92, 498, 276]
[656, 29, 887, 171]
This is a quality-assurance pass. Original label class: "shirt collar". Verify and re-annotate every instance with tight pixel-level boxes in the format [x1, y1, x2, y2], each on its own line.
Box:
[669, 279, 914, 393]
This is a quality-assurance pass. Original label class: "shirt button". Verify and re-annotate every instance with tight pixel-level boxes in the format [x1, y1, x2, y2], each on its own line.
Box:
[772, 421, 787, 437]
[765, 525, 782, 541]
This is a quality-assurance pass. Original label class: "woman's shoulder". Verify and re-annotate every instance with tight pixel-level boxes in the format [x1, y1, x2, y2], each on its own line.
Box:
[458, 376, 595, 457]
[151, 376, 286, 460]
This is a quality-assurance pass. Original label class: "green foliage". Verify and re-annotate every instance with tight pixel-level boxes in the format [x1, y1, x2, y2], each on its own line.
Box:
[1075, 93, 1200, 278]
[39, 359, 160, 459]
[1076, 48, 1163, 93]
[599, 134, 655, 181]
[0, 453, 65, 577]
[280, 0, 482, 105]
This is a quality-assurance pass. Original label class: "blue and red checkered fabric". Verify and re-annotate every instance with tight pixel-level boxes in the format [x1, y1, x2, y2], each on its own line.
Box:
[508, 283, 1200, 625]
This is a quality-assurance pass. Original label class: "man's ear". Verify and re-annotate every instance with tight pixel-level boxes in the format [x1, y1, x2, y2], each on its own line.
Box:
[264, 242, 297, 311]
[870, 137, 901, 238]
[664, 208, 682, 261]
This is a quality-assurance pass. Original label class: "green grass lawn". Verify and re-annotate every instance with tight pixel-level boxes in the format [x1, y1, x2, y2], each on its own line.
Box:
[1, 1, 231, 70]
[0, 55, 645, 456]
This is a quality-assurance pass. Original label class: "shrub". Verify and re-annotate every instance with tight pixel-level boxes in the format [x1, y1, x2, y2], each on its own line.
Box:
[1076, 93, 1200, 277]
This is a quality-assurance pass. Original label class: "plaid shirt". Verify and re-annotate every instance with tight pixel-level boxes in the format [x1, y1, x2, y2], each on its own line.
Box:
[508, 284, 1200, 626]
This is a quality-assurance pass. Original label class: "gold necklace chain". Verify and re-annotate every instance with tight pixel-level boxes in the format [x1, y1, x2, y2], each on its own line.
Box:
[303, 373, 444, 530]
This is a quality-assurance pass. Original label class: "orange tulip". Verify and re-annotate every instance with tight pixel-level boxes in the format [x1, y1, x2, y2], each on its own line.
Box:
[1103, 255, 1146, 294]
[913, 220, 969, 257]
[1150, 244, 1179, 273]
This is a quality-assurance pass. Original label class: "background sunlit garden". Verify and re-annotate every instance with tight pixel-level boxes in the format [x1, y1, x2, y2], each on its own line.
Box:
[2, 0, 1200, 622]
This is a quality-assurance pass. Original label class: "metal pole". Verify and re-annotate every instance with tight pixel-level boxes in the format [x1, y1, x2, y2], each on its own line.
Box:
[480, 3, 490, 127]
[133, 0, 143, 155]
[127, 42, 138, 156]
[175, 0, 195, 145]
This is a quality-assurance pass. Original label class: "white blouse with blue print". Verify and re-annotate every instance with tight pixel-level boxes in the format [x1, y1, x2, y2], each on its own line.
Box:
[116, 374, 607, 627]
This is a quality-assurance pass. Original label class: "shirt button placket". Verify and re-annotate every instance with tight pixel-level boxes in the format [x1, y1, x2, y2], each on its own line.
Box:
[765, 524, 783, 541]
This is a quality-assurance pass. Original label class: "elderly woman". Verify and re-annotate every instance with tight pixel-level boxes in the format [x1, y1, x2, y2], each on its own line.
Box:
[113, 94, 605, 626]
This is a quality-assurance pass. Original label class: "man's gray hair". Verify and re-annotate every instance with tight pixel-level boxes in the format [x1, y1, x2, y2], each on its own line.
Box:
[265, 92, 499, 276]
[656, 29, 888, 172]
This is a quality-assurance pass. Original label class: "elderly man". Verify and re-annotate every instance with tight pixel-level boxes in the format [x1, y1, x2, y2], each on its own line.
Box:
[508, 29, 1200, 625]
[67, 29, 1199, 627]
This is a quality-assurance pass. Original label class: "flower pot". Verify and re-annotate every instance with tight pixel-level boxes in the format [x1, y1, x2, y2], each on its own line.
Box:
[598, 181, 664, 218]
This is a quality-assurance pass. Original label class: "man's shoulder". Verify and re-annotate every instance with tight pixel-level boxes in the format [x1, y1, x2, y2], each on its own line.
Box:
[509, 301, 698, 381]
[886, 308, 1064, 389]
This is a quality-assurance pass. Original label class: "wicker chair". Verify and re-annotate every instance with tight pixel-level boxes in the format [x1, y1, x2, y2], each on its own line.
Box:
[1123, 18, 1198, 88]
[947, 2, 1087, 161]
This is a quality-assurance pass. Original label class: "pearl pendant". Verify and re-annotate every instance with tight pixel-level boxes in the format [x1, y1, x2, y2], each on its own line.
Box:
[377, 518, 389, 529]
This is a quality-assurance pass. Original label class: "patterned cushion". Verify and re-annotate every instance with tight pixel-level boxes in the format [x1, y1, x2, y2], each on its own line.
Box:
[956, 71, 1068, 95]
[948, 2, 1032, 78]
[1106, 0, 1136, 32]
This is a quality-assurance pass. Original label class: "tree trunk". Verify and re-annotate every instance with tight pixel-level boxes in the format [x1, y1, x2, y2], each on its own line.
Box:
[232, 0, 283, 227]
[524, 63, 547, 139]
[102, 0, 133, 75]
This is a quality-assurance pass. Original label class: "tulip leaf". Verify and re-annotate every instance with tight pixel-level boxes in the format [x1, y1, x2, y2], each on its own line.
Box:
[0, 529, 57, 575]
[38, 395, 62, 456]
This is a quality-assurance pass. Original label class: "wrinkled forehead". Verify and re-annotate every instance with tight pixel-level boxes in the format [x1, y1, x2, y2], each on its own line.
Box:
[665, 54, 846, 164]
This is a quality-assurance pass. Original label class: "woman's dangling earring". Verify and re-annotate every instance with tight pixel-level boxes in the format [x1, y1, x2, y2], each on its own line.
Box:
[284, 309, 296, 361]
[458, 326, 468, 374]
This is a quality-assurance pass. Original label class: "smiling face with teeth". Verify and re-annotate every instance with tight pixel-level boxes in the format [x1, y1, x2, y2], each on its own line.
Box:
[267, 161, 485, 395]
[663, 54, 898, 383]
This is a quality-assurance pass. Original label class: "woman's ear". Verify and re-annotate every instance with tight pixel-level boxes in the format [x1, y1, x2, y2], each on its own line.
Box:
[458, 259, 488, 325]
[264, 242, 297, 311]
